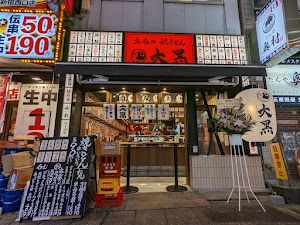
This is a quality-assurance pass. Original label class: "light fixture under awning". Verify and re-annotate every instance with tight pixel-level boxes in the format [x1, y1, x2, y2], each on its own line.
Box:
[0, 57, 53, 73]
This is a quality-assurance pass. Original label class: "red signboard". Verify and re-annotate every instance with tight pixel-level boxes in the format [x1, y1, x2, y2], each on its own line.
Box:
[62, 0, 74, 14]
[124, 32, 196, 64]
[0, 75, 9, 120]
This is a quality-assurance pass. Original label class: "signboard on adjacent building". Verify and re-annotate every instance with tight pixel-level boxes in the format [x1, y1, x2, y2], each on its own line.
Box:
[236, 88, 277, 142]
[0, 11, 63, 63]
[195, 35, 248, 65]
[0, 75, 9, 121]
[0, 0, 47, 9]
[255, 0, 288, 65]
[124, 32, 195, 64]
[8, 82, 21, 101]
[68, 31, 123, 62]
[266, 65, 300, 96]
[270, 143, 288, 180]
[62, 0, 74, 15]
[14, 84, 59, 138]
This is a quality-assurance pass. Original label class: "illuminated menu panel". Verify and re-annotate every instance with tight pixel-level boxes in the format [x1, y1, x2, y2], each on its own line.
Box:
[68, 31, 123, 63]
[195, 34, 248, 65]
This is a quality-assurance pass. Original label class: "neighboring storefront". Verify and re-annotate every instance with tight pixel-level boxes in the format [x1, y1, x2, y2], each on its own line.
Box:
[0, 1, 66, 140]
[54, 30, 267, 189]
[266, 62, 300, 180]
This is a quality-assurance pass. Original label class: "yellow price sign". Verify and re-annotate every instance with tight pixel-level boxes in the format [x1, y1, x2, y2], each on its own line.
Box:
[270, 143, 288, 180]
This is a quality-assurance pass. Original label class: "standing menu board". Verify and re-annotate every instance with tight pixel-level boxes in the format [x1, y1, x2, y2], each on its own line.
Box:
[20, 136, 94, 221]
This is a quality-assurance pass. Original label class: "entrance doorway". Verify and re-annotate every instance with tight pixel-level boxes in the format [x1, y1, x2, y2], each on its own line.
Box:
[79, 86, 188, 192]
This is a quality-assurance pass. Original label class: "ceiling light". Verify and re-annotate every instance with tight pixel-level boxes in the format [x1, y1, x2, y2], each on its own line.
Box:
[31, 77, 42, 81]
[163, 88, 167, 91]
[143, 88, 146, 91]
[196, 94, 199, 97]
[196, 99, 199, 101]
[113, 95, 116, 98]
[101, 87, 105, 90]
[122, 88, 126, 90]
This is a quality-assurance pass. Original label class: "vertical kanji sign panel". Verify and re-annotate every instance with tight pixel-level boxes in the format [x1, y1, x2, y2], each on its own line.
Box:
[124, 32, 195, 64]
[270, 143, 288, 180]
[14, 84, 59, 139]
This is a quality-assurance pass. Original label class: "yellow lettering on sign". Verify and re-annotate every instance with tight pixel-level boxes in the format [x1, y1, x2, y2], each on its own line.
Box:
[270, 143, 288, 180]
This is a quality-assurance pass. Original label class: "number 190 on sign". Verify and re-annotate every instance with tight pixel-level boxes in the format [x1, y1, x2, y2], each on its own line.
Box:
[0, 12, 57, 59]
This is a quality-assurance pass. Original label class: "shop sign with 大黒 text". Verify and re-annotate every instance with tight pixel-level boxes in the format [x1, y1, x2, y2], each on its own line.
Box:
[124, 32, 196, 64]
[235, 88, 277, 142]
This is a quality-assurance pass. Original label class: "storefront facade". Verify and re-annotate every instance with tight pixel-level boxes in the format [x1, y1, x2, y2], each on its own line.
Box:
[52, 0, 269, 190]
[266, 62, 300, 180]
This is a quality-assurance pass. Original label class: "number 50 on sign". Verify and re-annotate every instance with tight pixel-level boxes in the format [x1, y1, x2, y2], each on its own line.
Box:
[0, 12, 59, 60]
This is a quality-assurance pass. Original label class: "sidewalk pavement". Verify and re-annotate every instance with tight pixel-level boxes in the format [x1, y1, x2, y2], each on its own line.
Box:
[1, 190, 300, 225]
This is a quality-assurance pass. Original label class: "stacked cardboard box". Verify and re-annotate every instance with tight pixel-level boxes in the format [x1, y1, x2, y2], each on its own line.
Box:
[0, 135, 40, 190]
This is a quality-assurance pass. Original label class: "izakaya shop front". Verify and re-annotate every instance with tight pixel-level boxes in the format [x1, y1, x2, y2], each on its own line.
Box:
[55, 31, 267, 190]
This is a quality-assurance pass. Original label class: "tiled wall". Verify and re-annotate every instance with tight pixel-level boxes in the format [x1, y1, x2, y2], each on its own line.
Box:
[190, 155, 265, 190]
[124, 166, 185, 177]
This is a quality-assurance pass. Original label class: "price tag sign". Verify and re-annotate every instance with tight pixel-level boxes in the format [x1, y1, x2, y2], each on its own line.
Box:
[0, 12, 60, 61]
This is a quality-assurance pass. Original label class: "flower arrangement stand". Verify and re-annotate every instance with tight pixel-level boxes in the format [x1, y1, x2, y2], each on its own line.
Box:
[227, 134, 266, 212]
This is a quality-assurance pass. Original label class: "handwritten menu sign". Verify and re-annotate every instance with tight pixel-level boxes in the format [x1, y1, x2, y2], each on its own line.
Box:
[20, 136, 94, 221]
[124, 32, 195, 64]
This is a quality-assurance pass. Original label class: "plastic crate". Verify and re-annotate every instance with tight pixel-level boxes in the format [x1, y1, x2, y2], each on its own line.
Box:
[95, 187, 123, 207]
[97, 178, 120, 194]
[99, 154, 121, 179]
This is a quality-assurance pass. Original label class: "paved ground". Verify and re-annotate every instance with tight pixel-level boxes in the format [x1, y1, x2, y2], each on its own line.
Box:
[1, 190, 300, 225]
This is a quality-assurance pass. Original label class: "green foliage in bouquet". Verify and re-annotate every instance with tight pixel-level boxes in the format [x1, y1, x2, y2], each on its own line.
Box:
[212, 104, 256, 135]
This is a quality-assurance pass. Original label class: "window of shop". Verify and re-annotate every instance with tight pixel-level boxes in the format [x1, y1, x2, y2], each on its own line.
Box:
[81, 87, 187, 178]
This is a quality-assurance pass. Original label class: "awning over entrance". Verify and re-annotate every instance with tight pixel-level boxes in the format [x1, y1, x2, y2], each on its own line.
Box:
[0, 57, 53, 73]
[55, 62, 267, 78]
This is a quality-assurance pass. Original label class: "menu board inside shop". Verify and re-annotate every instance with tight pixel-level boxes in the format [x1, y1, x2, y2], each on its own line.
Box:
[20, 136, 94, 221]
[0, 12, 60, 61]
[124, 32, 195, 64]
[195, 35, 248, 65]
[68, 31, 123, 63]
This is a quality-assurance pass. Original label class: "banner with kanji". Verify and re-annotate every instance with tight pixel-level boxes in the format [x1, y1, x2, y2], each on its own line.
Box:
[0, 75, 9, 121]
[124, 32, 195, 64]
[270, 143, 288, 180]
[14, 84, 59, 139]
